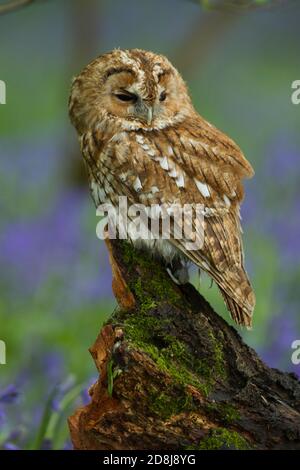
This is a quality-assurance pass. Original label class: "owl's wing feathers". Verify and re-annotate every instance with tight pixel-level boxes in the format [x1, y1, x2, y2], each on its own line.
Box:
[167, 121, 255, 327]
[102, 119, 255, 326]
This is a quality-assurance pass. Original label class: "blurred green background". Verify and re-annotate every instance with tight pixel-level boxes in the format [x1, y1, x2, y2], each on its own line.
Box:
[0, 0, 299, 449]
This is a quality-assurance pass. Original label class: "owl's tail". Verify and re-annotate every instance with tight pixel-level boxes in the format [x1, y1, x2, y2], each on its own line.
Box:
[218, 273, 255, 329]
[171, 239, 255, 327]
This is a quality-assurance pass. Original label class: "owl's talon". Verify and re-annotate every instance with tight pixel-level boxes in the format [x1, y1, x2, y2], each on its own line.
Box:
[166, 266, 189, 285]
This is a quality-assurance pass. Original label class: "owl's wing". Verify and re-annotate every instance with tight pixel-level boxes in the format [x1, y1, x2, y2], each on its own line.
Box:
[87, 117, 255, 326]
[147, 117, 255, 327]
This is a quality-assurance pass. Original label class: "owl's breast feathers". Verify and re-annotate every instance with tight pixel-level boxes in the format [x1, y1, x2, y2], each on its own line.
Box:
[81, 114, 255, 327]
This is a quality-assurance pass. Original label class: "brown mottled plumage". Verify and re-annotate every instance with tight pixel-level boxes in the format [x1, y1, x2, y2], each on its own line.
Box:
[69, 48, 255, 327]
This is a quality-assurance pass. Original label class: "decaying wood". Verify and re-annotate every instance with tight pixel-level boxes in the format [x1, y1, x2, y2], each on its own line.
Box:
[69, 239, 300, 450]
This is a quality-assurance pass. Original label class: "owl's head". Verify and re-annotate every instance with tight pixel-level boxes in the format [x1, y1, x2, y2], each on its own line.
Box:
[69, 49, 193, 134]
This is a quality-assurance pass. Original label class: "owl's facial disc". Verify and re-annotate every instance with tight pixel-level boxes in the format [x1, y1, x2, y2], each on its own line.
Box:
[101, 68, 174, 127]
[69, 49, 193, 134]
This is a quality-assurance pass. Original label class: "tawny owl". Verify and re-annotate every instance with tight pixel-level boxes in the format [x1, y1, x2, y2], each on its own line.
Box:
[69, 48, 255, 328]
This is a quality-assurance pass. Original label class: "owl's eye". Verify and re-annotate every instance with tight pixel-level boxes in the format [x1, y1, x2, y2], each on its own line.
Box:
[159, 90, 167, 102]
[114, 92, 137, 103]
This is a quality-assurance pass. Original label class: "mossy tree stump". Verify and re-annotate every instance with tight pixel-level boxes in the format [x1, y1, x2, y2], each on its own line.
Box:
[69, 239, 300, 450]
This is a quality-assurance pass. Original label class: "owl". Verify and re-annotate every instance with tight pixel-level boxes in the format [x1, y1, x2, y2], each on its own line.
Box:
[69, 48, 255, 328]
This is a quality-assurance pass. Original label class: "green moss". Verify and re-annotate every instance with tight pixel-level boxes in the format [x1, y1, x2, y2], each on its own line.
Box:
[122, 240, 158, 273]
[205, 402, 240, 424]
[208, 331, 226, 379]
[191, 428, 250, 450]
[220, 404, 240, 424]
[118, 241, 226, 399]
[121, 241, 182, 307]
[148, 386, 194, 420]
[124, 310, 215, 396]
[131, 278, 158, 314]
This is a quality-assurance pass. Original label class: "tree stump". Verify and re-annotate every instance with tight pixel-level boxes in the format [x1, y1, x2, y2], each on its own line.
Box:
[69, 239, 300, 450]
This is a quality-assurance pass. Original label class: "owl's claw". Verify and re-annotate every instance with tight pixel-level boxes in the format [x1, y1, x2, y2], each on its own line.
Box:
[166, 265, 189, 285]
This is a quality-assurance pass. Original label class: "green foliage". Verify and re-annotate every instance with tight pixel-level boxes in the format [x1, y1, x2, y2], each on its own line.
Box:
[0, 294, 112, 449]
[29, 378, 84, 450]
[107, 357, 122, 397]
[107, 358, 114, 398]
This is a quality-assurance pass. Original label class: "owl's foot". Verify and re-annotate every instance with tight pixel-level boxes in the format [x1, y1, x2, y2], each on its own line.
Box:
[166, 263, 189, 285]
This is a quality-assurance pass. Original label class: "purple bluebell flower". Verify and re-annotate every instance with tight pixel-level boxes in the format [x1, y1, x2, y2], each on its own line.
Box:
[40, 439, 53, 450]
[3, 442, 20, 450]
[0, 188, 113, 304]
[63, 439, 73, 450]
[0, 385, 19, 404]
[270, 200, 300, 266]
[263, 135, 300, 183]
[259, 312, 300, 378]
[43, 352, 66, 384]
[0, 408, 6, 427]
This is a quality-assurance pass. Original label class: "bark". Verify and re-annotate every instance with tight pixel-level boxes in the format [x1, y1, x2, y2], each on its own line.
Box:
[69, 239, 300, 450]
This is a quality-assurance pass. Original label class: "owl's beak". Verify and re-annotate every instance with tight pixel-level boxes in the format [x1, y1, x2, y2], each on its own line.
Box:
[135, 101, 154, 125]
[147, 107, 153, 125]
